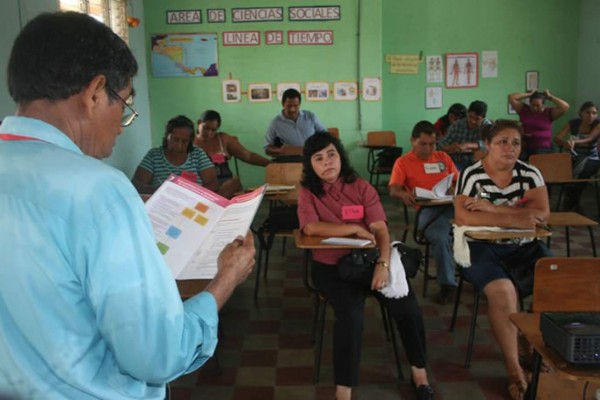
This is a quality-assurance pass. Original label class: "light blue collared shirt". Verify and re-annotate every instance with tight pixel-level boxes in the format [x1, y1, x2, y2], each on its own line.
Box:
[264, 109, 326, 148]
[0, 116, 219, 400]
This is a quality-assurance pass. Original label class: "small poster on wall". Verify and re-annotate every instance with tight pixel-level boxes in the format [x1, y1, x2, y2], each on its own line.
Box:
[445, 52, 478, 88]
[362, 77, 381, 101]
[334, 81, 358, 101]
[425, 87, 442, 109]
[248, 83, 272, 102]
[222, 80, 241, 103]
[305, 82, 329, 101]
[482, 51, 498, 78]
[426, 55, 443, 83]
[277, 83, 301, 101]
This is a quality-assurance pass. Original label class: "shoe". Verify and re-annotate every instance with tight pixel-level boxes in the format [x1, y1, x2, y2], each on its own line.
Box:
[435, 284, 456, 305]
[415, 384, 435, 400]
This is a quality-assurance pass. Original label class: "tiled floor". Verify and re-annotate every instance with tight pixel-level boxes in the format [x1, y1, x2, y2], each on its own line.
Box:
[170, 187, 599, 400]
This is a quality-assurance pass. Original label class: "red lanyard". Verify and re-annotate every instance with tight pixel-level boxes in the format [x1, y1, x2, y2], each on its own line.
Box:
[0, 133, 41, 141]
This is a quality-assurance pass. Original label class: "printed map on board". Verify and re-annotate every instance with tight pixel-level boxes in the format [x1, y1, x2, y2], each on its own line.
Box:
[151, 33, 218, 78]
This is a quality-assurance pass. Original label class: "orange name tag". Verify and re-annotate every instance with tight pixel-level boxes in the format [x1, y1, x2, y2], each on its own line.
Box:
[342, 205, 364, 220]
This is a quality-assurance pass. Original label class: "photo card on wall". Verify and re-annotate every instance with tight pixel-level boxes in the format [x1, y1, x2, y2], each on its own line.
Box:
[333, 81, 358, 101]
[222, 80, 241, 103]
[248, 83, 272, 102]
[305, 82, 330, 101]
[277, 83, 301, 101]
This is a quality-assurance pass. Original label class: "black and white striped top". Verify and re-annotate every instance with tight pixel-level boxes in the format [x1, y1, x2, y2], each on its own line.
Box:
[456, 160, 545, 207]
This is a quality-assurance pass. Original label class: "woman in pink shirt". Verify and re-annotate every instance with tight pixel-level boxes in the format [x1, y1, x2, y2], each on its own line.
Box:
[508, 89, 569, 160]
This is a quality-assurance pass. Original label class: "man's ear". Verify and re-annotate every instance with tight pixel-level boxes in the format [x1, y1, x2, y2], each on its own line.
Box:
[81, 75, 107, 117]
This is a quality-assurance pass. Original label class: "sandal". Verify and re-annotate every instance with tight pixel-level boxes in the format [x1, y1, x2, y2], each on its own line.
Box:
[508, 369, 528, 400]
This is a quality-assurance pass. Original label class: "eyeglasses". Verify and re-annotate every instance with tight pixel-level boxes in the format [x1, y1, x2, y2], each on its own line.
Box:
[108, 88, 139, 127]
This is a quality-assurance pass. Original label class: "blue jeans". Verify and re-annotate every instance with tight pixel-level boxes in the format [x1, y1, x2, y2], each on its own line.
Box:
[417, 205, 456, 287]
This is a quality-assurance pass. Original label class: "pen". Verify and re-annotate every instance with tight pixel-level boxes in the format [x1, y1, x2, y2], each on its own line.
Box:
[536, 223, 552, 232]
[513, 197, 529, 207]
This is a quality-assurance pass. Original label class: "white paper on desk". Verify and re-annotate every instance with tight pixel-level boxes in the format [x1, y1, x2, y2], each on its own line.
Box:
[145, 175, 265, 280]
[415, 174, 454, 200]
[321, 237, 372, 247]
[266, 184, 296, 193]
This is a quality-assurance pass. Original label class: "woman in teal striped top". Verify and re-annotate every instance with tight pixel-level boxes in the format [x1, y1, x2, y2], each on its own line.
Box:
[133, 115, 219, 195]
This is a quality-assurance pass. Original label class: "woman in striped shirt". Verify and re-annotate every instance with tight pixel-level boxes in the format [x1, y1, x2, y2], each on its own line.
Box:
[454, 120, 552, 400]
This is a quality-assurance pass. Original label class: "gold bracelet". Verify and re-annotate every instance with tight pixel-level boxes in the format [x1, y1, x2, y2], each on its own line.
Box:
[376, 261, 389, 269]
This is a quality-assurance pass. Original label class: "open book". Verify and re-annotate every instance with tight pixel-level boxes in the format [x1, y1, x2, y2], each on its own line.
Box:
[145, 174, 265, 280]
[414, 173, 454, 201]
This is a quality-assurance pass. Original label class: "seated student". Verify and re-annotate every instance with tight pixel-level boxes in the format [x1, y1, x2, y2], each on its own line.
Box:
[433, 103, 467, 140]
[389, 121, 459, 305]
[437, 100, 491, 170]
[553, 101, 600, 211]
[454, 120, 552, 400]
[132, 115, 219, 194]
[264, 88, 326, 158]
[298, 132, 435, 400]
[194, 109, 270, 194]
[508, 89, 569, 160]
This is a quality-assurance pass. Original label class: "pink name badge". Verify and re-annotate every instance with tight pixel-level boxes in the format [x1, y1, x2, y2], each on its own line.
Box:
[211, 153, 226, 164]
[342, 205, 364, 220]
[181, 171, 198, 182]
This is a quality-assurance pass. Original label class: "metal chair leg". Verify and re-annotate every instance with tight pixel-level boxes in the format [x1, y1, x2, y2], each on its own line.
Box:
[450, 274, 464, 332]
[464, 290, 480, 368]
[314, 297, 327, 384]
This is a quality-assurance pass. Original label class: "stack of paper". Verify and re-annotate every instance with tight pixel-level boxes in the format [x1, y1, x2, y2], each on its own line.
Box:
[321, 237, 372, 247]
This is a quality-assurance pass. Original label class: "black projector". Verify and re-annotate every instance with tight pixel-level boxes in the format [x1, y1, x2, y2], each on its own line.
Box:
[540, 312, 600, 365]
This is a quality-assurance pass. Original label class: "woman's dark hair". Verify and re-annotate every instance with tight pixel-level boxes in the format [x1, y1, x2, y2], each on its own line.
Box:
[579, 101, 597, 114]
[162, 115, 195, 152]
[8, 12, 137, 103]
[480, 119, 524, 142]
[198, 109, 222, 126]
[529, 91, 547, 103]
[447, 103, 467, 119]
[301, 131, 357, 197]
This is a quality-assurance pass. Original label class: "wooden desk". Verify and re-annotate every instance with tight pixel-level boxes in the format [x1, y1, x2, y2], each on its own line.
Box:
[176, 279, 210, 300]
[464, 227, 552, 241]
[548, 212, 598, 257]
[510, 313, 600, 399]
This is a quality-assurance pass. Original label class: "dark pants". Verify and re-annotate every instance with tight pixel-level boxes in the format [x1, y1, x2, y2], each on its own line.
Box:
[312, 260, 427, 387]
[563, 158, 600, 210]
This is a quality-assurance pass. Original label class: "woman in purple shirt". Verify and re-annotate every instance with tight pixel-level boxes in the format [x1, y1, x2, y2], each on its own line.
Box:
[508, 89, 569, 160]
[297, 132, 434, 400]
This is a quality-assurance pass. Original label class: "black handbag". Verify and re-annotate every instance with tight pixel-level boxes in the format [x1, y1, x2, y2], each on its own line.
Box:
[500, 240, 552, 298]
[338, 247, 380, 287]
[392, 242, 422, 279]
[338, 242, 422, 286]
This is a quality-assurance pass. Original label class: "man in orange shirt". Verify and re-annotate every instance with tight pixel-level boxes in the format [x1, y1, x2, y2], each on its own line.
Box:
[389, 121, 459, 304]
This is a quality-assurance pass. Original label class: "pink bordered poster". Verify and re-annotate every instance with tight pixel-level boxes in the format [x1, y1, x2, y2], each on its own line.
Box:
[445, 52, 478, 89]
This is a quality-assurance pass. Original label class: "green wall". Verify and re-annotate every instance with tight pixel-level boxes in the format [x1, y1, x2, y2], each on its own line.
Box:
[143, 0, 382, 187]
[382, 0, 580, 151]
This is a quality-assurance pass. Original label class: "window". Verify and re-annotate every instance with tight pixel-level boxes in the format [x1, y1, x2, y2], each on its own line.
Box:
[59, 0, 129, 43]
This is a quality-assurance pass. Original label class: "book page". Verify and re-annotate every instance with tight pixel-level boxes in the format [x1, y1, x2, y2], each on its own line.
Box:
[415, 173, 454, 200]
[321, 237, 372, 247]
[145, 175, 228, 279]
[178, 187, 265, 279]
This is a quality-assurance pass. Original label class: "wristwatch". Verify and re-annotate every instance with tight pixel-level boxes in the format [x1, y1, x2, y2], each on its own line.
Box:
[376, 260, 389, 269]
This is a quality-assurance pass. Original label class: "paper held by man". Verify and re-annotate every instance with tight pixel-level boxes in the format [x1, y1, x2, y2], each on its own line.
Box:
[415, 173, 454, 201]
[145, 174, 265, 279]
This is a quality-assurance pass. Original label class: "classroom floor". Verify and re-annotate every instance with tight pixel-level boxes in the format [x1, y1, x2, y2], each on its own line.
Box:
[170, 186, 599, 400]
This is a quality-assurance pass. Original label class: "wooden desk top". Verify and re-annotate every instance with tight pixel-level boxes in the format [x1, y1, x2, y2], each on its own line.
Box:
[293, 229, 376, 250]
[176, 279, 210, 300]
[464, 227, 552, 241]
[549, 212, 598, 227]
[510, 313, 600, 383]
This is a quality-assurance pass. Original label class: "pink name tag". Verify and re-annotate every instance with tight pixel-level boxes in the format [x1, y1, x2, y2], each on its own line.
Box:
[181, 171, 198, 182]
[211, 153, 226, 164]
[342, 205, 364, 220]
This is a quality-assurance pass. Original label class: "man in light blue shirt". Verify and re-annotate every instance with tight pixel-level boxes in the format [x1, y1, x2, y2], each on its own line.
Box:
[0, 12, 255, 400]
[264, 88, 326, 157]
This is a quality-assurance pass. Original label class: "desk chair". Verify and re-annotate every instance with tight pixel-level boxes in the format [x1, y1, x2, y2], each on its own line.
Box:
[401, 204, 435, 297]
[327, 127, 340, 139]
[547, 212, 597, 257]
[526, 257, 600, 399]
[253, 162, 303, 301]
[294, 230, 404, 384]
[529, 153, 600, 214]
[365, 130, 400, 188]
